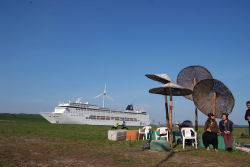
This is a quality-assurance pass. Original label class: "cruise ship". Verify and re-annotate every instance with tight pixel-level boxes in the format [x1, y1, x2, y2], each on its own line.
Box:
[40, 99, 150, 126]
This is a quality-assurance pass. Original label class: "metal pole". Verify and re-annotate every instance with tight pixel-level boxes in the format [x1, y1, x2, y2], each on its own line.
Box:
[103, 95, 105, 108]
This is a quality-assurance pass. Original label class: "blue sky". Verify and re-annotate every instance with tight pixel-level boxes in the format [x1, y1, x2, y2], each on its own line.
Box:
[0, 0, 250, 125]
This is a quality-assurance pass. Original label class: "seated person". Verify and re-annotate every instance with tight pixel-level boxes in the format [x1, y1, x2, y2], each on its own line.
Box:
[219, 113, 234, 151]
[202, 113, 219, 151]
[121, 121, 128, 129]
[111, 121, 119, 130]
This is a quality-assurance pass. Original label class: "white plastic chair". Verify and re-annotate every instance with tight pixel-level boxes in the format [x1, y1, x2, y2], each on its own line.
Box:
[155, 127, 169, 141]
[138, 128, 145, 140]
[143, 126, 152, 140]
[181, 127, 197, 149]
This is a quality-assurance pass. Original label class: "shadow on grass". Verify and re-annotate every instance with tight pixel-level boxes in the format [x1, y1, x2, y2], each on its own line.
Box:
[155, 143, 194, 167]
[155, 151, 175, 167]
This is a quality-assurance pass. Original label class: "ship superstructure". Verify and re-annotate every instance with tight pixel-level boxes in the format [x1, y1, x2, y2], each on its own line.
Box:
[40, 100, 150, 126]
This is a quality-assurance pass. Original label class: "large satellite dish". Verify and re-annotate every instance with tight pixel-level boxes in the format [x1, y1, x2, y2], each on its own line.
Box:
[193, 79, 235, 118]
[177, 65, 213, 100]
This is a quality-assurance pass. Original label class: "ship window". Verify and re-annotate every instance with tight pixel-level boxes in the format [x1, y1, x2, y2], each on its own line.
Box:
[89, 115, 96, 119]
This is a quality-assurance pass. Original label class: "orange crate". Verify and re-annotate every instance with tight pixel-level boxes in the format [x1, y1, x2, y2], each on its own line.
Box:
[126, 130, 139, 141]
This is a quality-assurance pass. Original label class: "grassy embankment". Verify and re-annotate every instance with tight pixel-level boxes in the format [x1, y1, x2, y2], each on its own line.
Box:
[0, 113, 249, 167]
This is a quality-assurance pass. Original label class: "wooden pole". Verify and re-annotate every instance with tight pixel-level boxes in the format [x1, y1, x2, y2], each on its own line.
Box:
[169, 88, 173, 149]
[164, 94, 170, 130]
[194, 78, 198, 132]
[213, 92, 217, 117]
[195, 106, 198, 131]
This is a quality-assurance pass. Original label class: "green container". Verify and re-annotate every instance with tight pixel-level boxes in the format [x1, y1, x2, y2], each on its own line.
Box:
[200, 136, 236, 150]
[172, 131, 182, 143]
[147, 130, 167, 140]
[150, 140, 170, 151]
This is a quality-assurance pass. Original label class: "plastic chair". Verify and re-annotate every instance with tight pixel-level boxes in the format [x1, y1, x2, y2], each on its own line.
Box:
[143, 126, 152, 140]
[181, 127, 197, 149]
[155, 127, 169, 141]
[138, 128, 145, 140]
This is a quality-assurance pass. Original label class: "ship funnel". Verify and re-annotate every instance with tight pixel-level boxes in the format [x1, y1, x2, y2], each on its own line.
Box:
[126, 104, 134, 111]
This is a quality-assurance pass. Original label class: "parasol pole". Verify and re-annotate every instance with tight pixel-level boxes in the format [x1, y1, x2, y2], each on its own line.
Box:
[164, 90, 170, 130]
[195, 106, 198, 131]
[194, 78, 198, 132]
[213, 92, 217, 117]
[169, 88, 173, 149]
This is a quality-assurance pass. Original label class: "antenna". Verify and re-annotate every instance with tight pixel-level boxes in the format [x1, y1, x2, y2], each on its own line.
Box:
[94, 84, 113, 108]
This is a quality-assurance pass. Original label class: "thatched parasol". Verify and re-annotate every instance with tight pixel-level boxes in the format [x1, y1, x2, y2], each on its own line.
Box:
[193, 79, 235, 118]
[149, 83, 192, 96]
[145, 74, 173, 135]
[145, 74, 174, 84]
[149, 83, 192, 148]
[177, 65, 213, 131]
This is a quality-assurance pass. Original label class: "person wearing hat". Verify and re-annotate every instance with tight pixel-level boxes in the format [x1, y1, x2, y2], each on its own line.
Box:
[202, 113, 220, 151]
[219, 113, 234, 151]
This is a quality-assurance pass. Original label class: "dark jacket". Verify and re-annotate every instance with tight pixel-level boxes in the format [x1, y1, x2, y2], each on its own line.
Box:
[204, 119, 219, 133]
[245, 109, 250, 121]
[219, 119, 233, 133]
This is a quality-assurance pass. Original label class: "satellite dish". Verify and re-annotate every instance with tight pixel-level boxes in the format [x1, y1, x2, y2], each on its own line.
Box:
[177, 65, 213, 100]
[193, 79, 235, 118]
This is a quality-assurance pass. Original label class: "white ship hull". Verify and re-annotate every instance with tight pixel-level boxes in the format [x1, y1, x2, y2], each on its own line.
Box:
[40, 102, 150, 126]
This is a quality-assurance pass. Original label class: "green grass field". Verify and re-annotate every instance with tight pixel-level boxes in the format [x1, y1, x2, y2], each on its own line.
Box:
[0, 114, 249, 167]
